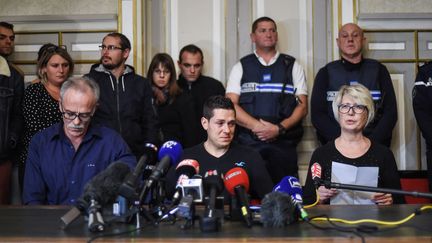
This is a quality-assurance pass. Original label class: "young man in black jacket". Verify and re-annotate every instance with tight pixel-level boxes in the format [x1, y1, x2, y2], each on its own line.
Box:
[0, 22, 24, 205]
[0, 55, 24, 204]
[177, 44, 226, 144]
[86, 32, 158, 158]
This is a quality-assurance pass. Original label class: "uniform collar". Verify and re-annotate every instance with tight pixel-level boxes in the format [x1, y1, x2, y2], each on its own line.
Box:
[254, 50, 280, 66]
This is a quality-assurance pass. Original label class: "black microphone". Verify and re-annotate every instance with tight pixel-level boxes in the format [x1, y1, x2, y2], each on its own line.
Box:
[119, 143, 158, 200]
[200, 170, 224, 232]
[138, 153, 173, 205]
[320, 179, 432, 199]
[60, 161, 131, 231]
[260, 191, 298, 228]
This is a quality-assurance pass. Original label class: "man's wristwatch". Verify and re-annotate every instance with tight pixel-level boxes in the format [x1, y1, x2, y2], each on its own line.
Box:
[277, 123, 287, 136]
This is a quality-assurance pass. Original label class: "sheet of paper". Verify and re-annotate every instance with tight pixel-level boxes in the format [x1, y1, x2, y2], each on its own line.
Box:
[330, 161, 379, 205]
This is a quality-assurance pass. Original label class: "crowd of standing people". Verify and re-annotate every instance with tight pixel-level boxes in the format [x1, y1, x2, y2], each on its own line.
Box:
[0, 16, 429, 206]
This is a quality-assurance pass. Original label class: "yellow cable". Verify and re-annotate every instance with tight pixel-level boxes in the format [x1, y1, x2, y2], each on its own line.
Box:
[311, 205, 432, 226]
[304, 189, 320, 208]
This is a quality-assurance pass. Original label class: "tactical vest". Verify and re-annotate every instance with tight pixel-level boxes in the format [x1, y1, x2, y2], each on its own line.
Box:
[326, 59, 384, 131]
[238, 54, 303, 141]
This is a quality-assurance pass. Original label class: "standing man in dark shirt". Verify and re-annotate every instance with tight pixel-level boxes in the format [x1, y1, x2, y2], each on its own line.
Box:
[86, 32, 158, 158]
[311, 23, 397, 147]
[0, 55, 23, 204]
[0, 21, 24, 205]
[413, 62, 432, 191]
[177, 44, 225, 144]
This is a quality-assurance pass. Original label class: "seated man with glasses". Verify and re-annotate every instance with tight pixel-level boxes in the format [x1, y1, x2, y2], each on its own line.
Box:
[303, 84, 404, 205]
[86, 32, 158, 159]
[23, 76, 136, 205]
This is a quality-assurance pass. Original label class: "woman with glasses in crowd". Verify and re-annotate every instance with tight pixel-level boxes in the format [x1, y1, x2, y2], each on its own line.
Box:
[148, 53, 201, 148]
[18, 45, 74, 189]
[303, 84, 404, 205]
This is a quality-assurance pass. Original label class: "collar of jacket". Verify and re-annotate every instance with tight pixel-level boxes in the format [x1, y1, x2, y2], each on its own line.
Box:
[94, 63, 134, 76]
[0, 56, 11, 77]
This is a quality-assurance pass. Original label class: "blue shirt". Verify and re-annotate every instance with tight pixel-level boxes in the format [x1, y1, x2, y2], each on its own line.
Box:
[23, 122, 136, 205]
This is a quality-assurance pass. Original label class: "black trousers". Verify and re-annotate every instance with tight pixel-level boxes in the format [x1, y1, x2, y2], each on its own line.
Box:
[237, 132, 299, 184]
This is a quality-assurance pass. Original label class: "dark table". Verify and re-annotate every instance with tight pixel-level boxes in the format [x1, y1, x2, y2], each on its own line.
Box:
[0, 204, 431, 242]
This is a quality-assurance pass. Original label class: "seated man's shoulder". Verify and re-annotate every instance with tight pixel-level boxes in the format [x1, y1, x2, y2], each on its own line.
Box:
[230, 143, 262, 160]
[182, 143, 204, 157]
[200, 75, 224, 87]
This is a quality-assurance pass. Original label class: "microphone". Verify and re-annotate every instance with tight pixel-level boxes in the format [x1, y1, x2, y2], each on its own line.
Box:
[138, 153, 173, 205]
[260, 191, 298, 227]
[60, 161, 131, 231]
[137, 141, 182, 206]
[224, 167, 253, 227]
[200, 170, 224, 232]
[119, 143, 158, 200]
[311, 162, 322, 188]
[157, 140, 183, 166]
[273, 176, 309, 221]
[171, 159, 200, 206]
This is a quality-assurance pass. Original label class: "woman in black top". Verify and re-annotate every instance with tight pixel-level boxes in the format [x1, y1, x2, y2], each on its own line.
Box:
[148, 53, 201, 148]
[18, 45, 74, 189]
[304, 84, 404, 205]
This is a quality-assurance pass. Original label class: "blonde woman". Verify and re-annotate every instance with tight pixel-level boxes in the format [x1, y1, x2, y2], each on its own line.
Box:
[18, 45, 74, 189]
[304, 84, 404, 205]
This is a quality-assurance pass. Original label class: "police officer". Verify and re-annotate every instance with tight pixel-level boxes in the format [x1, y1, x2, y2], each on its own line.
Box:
[412, 61, 432, 191]
[311, 23, 397, 147]
[226, 16, 308, 184]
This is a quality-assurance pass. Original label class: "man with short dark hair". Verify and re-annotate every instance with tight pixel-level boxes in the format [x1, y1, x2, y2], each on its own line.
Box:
[177, 44, 225, 144]
[226, 16, 308, 184]
[86, 32, 158, 158]
[0, 22, 24, 77]
[175, 95, 273, 200]
[23, 76, 136, 205]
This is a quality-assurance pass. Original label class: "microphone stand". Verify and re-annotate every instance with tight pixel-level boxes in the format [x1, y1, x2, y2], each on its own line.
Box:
[318, 179, 432, 199]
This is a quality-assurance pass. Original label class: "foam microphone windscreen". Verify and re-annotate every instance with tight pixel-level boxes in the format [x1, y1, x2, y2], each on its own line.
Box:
[82, 161, 131, 205]
[158, 140, 183, 165]
[260, 191, 298, 227]
[224, 167, 250, 195]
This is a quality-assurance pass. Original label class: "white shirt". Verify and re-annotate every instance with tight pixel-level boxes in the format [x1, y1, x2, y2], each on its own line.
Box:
[226, 51, 308, 96]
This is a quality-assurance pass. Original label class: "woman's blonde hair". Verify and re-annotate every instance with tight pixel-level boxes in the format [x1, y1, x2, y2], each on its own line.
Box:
[332, 83, 375, 127]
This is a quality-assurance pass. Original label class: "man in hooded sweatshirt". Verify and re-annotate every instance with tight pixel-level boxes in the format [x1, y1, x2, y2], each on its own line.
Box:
[86, 32, 158, 158]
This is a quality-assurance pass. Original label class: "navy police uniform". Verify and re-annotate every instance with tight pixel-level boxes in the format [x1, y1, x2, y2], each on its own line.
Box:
[412, 61, 432, 191]
[236, 53, 303, 183]
[311, 58, 397, 147]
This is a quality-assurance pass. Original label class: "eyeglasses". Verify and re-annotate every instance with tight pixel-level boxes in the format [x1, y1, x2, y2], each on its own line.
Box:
[338, 104, 367, 114]
[154, 69, 171, 75]
[61, 111, 93, 121]
[99, 45, 124, 51]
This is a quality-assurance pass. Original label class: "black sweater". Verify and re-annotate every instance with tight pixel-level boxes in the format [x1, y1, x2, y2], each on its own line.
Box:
[303, 140, 404, 205]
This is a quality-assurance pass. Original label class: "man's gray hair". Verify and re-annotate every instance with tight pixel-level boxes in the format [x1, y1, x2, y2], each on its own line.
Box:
[60, 76, 100, 103]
